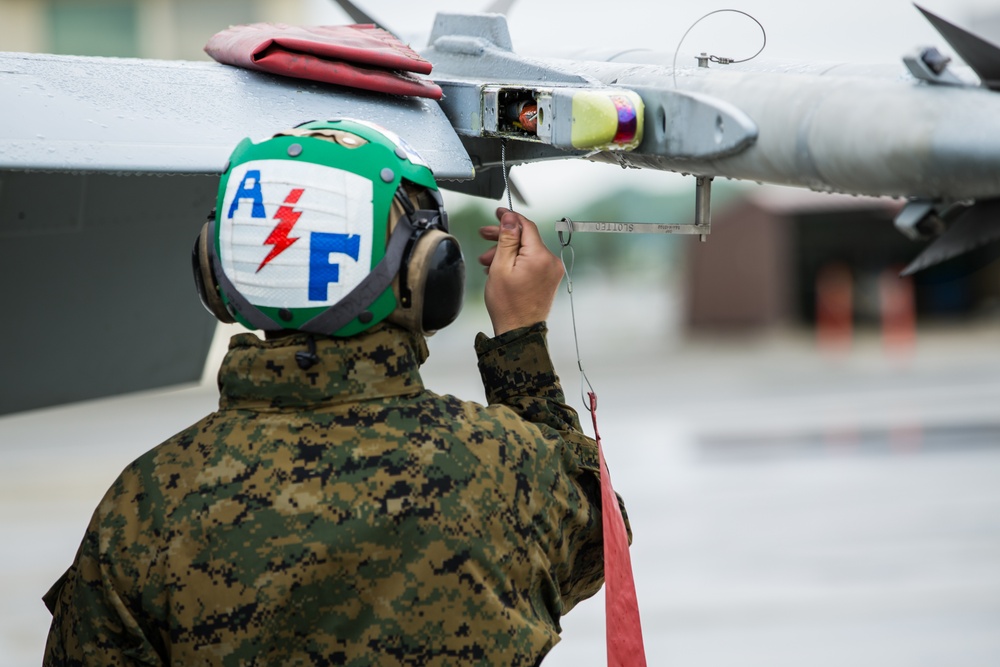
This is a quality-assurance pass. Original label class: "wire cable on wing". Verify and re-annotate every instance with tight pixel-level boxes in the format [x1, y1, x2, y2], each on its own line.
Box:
[671, 9, 767, 89]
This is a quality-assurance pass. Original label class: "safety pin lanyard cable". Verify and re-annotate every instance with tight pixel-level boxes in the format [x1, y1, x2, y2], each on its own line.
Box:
[558, 220, 648, 667]
[501, 138, 513, 213]
[556, 222, 596, 411]
[500, 142, 646, 663]
[671, 9, 767, 89]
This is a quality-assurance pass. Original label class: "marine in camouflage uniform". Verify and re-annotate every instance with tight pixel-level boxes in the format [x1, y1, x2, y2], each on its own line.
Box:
[43, 120, 629, 665]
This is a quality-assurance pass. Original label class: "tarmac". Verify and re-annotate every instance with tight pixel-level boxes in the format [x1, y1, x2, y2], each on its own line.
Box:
[2, 283, 999, 666]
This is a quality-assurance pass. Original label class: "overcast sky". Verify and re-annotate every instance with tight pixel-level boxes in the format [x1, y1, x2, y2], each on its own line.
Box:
[308, 0, 996, 62]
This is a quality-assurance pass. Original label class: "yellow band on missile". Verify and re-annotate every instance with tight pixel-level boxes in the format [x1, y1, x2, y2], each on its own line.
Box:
[570, 90, 644, 151]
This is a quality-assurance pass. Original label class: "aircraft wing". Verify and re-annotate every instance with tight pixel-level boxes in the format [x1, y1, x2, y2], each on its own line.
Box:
[0, 52, 472, 416]
[0, 52, 473, 178]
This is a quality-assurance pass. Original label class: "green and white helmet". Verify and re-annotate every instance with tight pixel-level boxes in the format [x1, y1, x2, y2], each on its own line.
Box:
[198, 118, 460, 337]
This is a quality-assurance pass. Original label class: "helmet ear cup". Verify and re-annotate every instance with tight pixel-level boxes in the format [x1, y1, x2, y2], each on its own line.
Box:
[192, 223, 236, 324]
[388, 229, 464, 335]
[421, 234, 465, 332]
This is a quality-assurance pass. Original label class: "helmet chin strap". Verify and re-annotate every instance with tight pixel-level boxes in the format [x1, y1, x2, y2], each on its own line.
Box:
[207, 214, 283, 332]
[394, 186, 417, 216]
[394, 187, 448, 311]
[393, 188, 418, 311]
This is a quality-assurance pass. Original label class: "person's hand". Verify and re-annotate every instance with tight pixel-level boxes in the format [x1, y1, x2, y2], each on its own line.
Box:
[478, 208, 564, 336]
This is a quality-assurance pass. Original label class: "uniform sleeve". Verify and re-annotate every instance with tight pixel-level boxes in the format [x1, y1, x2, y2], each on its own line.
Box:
[42, 478, 165, 667]
[475, 323, 584, 435]
[474, 322, 631, 613]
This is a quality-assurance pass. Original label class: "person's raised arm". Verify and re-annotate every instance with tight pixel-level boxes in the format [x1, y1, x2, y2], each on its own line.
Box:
[476, 209, 622, 610]
[474, 206, 577, 429]
[478, 208, 565, 335]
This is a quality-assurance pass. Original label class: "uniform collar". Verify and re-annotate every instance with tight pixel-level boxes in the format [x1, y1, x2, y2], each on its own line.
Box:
[217, 323, 427, 411]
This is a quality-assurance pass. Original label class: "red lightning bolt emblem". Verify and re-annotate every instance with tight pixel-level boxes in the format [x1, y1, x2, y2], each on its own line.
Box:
[257, 188, 305, 273]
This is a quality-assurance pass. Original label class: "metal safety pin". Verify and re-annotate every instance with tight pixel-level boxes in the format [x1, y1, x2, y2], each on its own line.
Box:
[555, 175, 713, 242]
[554, 219, 711, 235]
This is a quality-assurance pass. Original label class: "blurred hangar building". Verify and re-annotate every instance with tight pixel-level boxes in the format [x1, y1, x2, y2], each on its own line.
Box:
[684, 189, 1000, 333]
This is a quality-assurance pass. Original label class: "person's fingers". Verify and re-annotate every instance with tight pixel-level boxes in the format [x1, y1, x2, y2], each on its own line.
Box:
[491, 210, 522, 268]
[478, 225, 500, 241]
[513, 215, 545, 250]
[478, 246, 497, 266]
[491, 209, 544, 255]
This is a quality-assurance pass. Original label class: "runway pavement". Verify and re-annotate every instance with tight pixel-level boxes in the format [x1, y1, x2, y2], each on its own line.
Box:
[2, 285, 998, 666]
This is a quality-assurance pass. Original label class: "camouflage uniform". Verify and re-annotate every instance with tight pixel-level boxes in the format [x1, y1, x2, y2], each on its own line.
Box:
[43, 322, 628, 666]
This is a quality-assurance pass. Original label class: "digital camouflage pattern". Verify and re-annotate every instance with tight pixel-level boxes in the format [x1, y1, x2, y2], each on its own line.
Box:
[43, 323, 628, 666]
